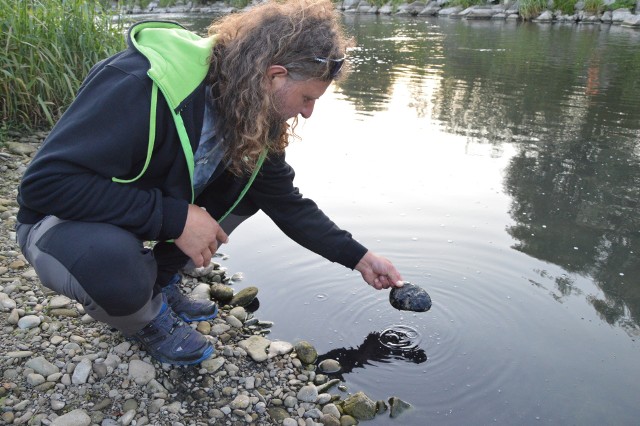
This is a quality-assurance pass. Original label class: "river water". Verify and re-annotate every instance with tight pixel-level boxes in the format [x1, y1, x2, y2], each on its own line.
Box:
[132, 13, 639, 425]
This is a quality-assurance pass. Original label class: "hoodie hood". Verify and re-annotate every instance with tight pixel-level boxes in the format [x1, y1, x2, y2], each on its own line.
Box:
[128, 21, 216, 111]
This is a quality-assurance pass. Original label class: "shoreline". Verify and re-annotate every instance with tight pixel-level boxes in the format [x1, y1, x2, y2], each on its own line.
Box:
[117, 0, 640, 29]
[0, 137, 409, 424]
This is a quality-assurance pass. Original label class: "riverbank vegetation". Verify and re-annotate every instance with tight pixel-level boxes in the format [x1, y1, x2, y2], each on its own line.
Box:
[0, 0, 124, 141]
[2, 0, 639, 142]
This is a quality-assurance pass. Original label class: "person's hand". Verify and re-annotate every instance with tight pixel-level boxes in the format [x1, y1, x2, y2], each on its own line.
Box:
[355, 251, 404, 290]
[174, 204, 228, 268]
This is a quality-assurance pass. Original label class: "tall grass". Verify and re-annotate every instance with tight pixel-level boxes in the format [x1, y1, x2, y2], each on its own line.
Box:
[605, 0, 636, 10]
[519, 0, 548, 19]
[584, 0, 604, 12]
[367, 0, 406, 9]
[554, 0, 577, 14]
[0, 0, 125, 136]
[448, 0, 486, 9]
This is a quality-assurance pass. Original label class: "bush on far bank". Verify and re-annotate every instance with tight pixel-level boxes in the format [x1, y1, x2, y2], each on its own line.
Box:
[0, 0, 125, 140]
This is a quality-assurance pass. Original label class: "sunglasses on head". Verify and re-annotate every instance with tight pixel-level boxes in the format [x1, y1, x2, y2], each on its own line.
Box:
[313, 56, 345, 79]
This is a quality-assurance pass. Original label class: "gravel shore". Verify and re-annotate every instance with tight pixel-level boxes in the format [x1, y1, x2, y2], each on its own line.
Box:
[0, 133, 402, 425]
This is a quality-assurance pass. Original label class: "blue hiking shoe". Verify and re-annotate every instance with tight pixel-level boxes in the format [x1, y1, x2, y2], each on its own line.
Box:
[160, 275, 218, 323]
[130, 299, 214, 366]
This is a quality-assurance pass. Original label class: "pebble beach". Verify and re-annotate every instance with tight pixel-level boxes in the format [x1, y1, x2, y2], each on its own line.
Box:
[0, 133, 411, 425]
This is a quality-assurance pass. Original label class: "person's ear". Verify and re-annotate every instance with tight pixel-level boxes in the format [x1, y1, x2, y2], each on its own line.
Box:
[266, 65, 288, 90]
[266, 65, 288, 80]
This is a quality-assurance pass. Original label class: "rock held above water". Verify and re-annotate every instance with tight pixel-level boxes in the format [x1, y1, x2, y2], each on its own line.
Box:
[389, 282, 432, 312]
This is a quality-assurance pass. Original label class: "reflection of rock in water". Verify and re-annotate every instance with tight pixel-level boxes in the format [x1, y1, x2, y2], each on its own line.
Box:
[379, 325, 420, 350]
[243, 297, 260, 313]
[316, 328, 427, 379]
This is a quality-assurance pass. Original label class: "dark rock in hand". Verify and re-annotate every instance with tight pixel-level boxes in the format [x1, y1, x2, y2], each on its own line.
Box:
[389, 282, 432, 312]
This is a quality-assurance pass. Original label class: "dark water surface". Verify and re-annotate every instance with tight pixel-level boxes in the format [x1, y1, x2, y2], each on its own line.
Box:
[134, 13, 640, 425]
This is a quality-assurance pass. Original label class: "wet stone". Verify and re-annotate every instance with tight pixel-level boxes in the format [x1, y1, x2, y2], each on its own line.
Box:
[230, 286, 259, 307]
[389, 396, 412, 418]
[210, 283, 233, 305]
[341, 391, 377, 420]
[389, 282, 432, 312]
[294, 340, 318, 365]
[318, 359, 341, 374]
[49, 308, 79, 318]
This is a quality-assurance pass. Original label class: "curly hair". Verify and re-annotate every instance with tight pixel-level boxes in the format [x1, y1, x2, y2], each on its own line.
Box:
[207, 0, 354, 176]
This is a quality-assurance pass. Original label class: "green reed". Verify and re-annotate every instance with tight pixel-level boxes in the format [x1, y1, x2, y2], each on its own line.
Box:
[584, 0, 604, 12]
[0, 0, 125, 136]
[554, 0, 578, 15]
[518, 0, 548, 19]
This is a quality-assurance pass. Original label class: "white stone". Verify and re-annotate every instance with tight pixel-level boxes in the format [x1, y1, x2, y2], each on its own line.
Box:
[7, 309, 19, 324]
[230, 394, 250, 410]
[322, 403, 341, 418]
[50, 408, 91, 426]
[211, 323, 231, 335]
[112, 341, 131, 355]
[190, 283, 211, 300]
[5, 350, 33, 359]
[225, 315, 243, 328]
[166, 401, 182, 414]
[244, 376, 255, 390]
[317, 393, 332, 404]
[119, 409, 136, 426]
[21, 268, 38, 279]
[296, 384, 318, 403]
[201, 356, 225, 373]
[71, 358, 92, 384]
[268, 340, 294, 358]
[18, 315, 40, 329]
[229, 306, 247, 322]
[26, 373, 46, 386]
[1, 296, 17, 310]
[49, 295, 72, 308]
[128, 359, 156, 385]
[51, 399, 66, 410]
[25, 356, 59, 376]
[238, 335, 271, 362]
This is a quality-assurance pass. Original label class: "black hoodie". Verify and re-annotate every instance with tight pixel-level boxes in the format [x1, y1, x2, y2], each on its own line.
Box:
[17, 23, 367, 270]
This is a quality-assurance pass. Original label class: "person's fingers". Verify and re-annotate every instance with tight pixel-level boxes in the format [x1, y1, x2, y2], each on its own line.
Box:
[209, 241, 219, 255]
[388, 271, 403, 284]
[201, 248, 212, 267]
[373, 277, 384, 290]
[379, 275, 393, 289]
[191, 253, 204, 268]
[216, 226, 229, 244]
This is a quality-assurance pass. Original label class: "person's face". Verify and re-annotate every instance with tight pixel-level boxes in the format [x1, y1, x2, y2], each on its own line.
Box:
[267, 65, 331, 120]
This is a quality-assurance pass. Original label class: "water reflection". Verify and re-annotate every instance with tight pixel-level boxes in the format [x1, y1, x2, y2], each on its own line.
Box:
[317, 328, 427, 381]
[139, 14, 640, 423]
[338, 15, 640, 335]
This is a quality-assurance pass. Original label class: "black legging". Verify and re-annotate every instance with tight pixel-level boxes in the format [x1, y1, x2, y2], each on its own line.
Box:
[16, 209, 254, 335]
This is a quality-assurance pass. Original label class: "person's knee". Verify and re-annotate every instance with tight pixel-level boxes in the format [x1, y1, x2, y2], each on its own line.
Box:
[35, 221, 157, 316]
[74, 241, 156, 316]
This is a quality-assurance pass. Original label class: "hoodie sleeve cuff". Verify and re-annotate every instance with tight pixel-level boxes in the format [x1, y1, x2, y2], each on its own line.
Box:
[339, 240, 369, 270]
[159, 197, 189, 241]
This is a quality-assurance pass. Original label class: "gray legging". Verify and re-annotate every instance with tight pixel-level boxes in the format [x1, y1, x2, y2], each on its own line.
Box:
[16, 213, 250, 335]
